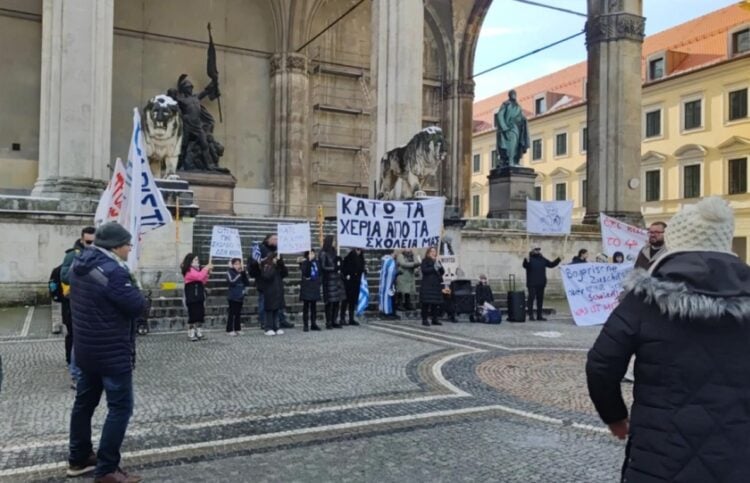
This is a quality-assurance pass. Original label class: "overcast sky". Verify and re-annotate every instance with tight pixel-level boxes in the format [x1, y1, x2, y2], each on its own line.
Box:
[473, 0, 739, 100]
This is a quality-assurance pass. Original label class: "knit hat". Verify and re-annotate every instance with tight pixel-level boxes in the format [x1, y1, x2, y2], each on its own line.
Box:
[94, 222, 132, 249]
[664, 196, 734, 253]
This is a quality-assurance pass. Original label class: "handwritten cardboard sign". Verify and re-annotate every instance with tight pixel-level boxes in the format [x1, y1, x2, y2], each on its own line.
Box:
[209, 225, 243, 259]
[599, 213, 648, 263]
[277, 222, 312, 254]
[560, 262, 633, 326]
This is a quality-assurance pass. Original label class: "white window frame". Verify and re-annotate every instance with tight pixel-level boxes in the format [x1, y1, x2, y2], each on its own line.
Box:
[554, 182, 567, 201]
[530, 135, 544, 163]
[678, 159, 704, 199]
[642, 168, 663, 203]
[642, 104, 664, 141]
[472, 153, 482, 174]
[724, 81, 750, 126]
[725, 155, 750, 196]
[680, 92, 705, 134]
[554, 129, 569, 159]
[647, 53, 666, 81]
[728, 24, 750, 57]
[534, 94, 546, 115]
[579, 124, 588, 154]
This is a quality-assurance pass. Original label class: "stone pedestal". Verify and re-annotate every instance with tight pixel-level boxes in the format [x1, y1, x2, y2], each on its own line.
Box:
[155, 179, 199, 218]
[32, 0, 114, 199]
[583, 0, 644, 226]
[178, 171, 236, 215]
[488, 166, 536, 220]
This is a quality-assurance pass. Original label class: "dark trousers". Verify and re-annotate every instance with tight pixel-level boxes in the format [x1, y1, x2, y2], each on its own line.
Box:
[324, 302, 340, 326]
[227, 300, 243, 332]
[340, 299, 355, 323]
[62, 298, 73, 364]
[258, 293, 287, 325]
[527, 285, 546, 318]
[421, 303, 439, 323]
[264, 310, 280, 332]
[69, 370, 133, 477]
[303, 301, 317, 327]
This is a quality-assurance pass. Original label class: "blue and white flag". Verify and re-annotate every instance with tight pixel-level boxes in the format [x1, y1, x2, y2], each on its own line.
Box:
[378, 255, 397, 314]
[356, 273, 369, 316]
[251, 243, 262, 262]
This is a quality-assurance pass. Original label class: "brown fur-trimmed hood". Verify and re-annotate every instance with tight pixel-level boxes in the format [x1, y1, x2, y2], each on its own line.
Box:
[623, 251, 750, 321]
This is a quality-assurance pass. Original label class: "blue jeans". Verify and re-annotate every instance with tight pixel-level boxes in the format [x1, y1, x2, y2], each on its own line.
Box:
[258, 293, 286, 325]
[69, 349, 82, 383]
[69, 370, 134, 477]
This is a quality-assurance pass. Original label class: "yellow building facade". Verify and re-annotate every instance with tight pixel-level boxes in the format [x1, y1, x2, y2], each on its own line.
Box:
[472, 5, 750, 260]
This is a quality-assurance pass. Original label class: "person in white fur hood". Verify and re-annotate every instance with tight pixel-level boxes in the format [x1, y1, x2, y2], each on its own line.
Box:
[586, 197, 750, 483]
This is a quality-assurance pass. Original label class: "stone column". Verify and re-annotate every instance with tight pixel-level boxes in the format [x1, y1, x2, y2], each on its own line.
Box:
[270, 53, 310, 217]
[32, 0, 113, 200]
[583, 0, 645, 225]
[369, 0, 424, 197]
[443, 80, 475, 217]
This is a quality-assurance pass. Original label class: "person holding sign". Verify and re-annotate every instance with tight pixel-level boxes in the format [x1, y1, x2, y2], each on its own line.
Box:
[522, 247, 561, 321]
[258, 252, 288, 336]
[181, 253, 213, 341]
[299, 250, 322, 332]
[419, 247, 444, 326]
[341, 248, 366, 326]
[319, 235, 344, 329]
[226, 258, 250, 336]
[587, 197, 750, 482]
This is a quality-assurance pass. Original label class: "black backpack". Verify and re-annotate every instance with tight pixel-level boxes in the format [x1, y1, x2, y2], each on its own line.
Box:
[48, 265, 64, 303]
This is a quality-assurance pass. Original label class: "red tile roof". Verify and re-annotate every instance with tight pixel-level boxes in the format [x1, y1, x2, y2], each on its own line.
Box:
[473, 4, 750, 132]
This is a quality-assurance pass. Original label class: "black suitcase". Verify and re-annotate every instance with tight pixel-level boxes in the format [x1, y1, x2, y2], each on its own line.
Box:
[506, 275, 526, 322]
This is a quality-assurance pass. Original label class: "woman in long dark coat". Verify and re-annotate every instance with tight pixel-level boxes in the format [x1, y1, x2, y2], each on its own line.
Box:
[258, 252, 288, 336]
[340, 248, 366, 326]
[319, 235, 343, 329]
[299, 250, 322, 332]
[419, 246, 444, 327]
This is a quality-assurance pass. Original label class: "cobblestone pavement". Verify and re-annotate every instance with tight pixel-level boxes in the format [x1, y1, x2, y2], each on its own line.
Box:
[0, 315, 628, 482]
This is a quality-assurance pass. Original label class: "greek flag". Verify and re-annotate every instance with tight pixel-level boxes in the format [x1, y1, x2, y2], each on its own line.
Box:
[251, 243, 262, 262]
[356, 273, 369, 316]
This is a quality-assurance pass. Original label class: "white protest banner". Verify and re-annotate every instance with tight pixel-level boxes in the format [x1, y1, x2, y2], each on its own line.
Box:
[526, 200, 573, 235]
[560, 262, 633, 326]
[117, 109, 173, 271]
[336, 194, 445, 249]
[600, 213, 648, 264]
[94, 157, 126, 226]
[277, 222, 312, 254]
[209, 226, 243, 259]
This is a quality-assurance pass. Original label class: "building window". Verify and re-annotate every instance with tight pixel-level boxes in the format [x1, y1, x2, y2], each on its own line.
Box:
[729, 88, 748, 121]
[472, 195, 480, 217]
[473, 154, 481, 173]
[645, 109, 661, 138]
[649, 57, 665, 80]
[555, 183, 567, 201]
[534, 186, 542, 201]
[555, 132, 568, 157]
[683, 164, 701, 199]
[491, 150, 498, 168]
[535, 96, 546, 115]
[581, 127, 588, 153]
[645, 170, 660, 202]
[683, 99, 702, 131]
[532, 139, 543, 161]
[729, 158, 748, 195]
[581, 179, 588, 207]
[732, 237, 747, 262]
[732, 28, 750, 55]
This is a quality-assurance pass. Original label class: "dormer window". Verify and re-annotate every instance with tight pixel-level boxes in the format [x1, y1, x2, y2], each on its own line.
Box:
[732, 27, 750, 56]
[649, 57, 665, 80]
[534, 95, 546, 115]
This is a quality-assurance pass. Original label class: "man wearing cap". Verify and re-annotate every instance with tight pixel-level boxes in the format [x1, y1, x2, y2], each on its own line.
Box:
[522, 247, 561, 321]
[67, 222, 145, 483]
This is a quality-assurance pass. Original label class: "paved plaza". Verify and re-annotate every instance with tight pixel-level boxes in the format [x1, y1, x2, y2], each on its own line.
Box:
[0, 308, 627, 482]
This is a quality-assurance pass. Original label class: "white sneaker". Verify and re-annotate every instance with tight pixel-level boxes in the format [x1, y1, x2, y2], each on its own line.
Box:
[188, 328, 197, 341]
[265, 330, 276, 336]
[276, 329, 284, 335]
[228, 331, 236, 336]
[196, 327, 204, 339]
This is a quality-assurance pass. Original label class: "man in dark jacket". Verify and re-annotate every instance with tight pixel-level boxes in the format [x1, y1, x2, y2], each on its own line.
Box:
[522, 247, 561, 321]
[634, 221, 666, 270]
[67, 222, 145, 483]
[60, 226, 96, 386]
[248, 234, 294, 329]
[587, 197, 750, 482]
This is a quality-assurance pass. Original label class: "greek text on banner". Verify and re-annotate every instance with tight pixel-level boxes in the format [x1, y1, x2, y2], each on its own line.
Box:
[560, 262, 633, 326]
[336, 194, 445, 249]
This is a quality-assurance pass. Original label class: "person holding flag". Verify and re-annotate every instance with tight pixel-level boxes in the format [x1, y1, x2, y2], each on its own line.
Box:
[378, 250, 399, 320]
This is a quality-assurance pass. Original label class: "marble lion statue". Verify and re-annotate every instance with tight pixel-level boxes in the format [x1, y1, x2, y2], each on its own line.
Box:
[143, 94, 183, 179]
[377, 126, 447, 200]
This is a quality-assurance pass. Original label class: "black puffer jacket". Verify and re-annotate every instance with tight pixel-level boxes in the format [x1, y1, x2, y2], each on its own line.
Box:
[587, 251, 750, 482]
[522, 253, 561, 286]
[419, 258, 445, 305]
[319, 250, 343, 303]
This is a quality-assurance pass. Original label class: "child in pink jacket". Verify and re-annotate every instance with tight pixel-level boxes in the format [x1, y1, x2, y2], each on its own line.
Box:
[180, 253, 213, 341]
